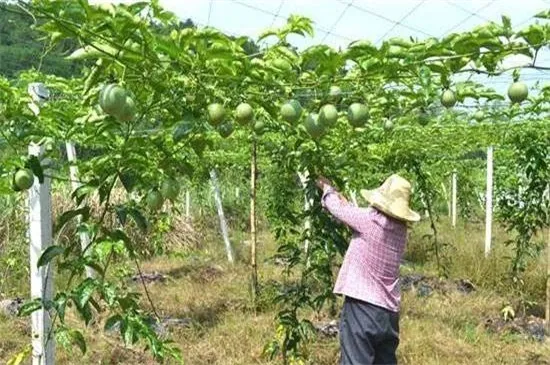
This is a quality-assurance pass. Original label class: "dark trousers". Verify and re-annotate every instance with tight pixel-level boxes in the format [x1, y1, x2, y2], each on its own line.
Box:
[339, 296, 400, 365]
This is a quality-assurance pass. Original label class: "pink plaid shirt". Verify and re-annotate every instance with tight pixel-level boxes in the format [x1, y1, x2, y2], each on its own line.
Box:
[322, 185, 408, 312]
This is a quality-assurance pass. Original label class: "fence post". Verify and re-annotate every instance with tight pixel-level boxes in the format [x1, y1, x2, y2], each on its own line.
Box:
[452, 169, 457, 228]
[28, 143, 55, 365]
[485, 146, 494, 257]
[65, 141, 96, 279]
[298, 171, 312, 257]
[210, 169, 234, 263]
[440, 181, 451, 217]
[185, 190, 191, 218]
[250, 138, 258, 304]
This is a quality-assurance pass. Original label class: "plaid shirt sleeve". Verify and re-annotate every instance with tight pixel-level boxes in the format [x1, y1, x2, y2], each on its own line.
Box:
[321, 185, 371, 233]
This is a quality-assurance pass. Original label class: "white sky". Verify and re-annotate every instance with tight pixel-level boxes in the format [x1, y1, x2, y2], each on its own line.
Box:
[90, 0, 550, 94]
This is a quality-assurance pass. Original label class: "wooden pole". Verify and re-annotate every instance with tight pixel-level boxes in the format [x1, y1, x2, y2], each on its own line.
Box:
[452, 169, 457, 228]
[250, 138, 258, 302]
[546, 225, 550, 335]
[28, 143, 55, 365]
[485, 146, 494, 257]
[298, 171, 311, 257]
[65, 141, 96, 279]
[185, 190, 190, 218]
[441, 181, 451, 218]
[210, 169, 234, 263]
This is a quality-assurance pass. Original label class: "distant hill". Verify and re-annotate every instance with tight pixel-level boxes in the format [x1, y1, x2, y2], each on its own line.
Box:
[0, 2, 258, 80]
[0, 1, 83, 79]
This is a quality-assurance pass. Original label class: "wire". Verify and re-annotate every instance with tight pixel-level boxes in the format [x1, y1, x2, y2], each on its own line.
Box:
[375, 0, 425, 44]
[233, 0, 354, 42]
[322, 0, 353, 42]
[343, 0, 435, 38]
[271, 0, 285, 28]
[207, 0, 213, 25]
[446, 1, 492, 23]
[441, 0, 495, 36]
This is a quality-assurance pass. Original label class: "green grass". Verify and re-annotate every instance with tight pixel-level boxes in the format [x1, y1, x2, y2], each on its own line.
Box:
[1, 207, 550, 364]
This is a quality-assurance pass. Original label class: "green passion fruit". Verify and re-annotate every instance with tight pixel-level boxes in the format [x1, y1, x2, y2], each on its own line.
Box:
[329, 85, 343, 102]
[14, 168, 34, 190]
[146, 190, 164, 211]
[474, 110, 484, 121]
[99, 84, 127, 116]
[116, 96, 136, 122]
[235, 103, 254, 125]
[304, 113, 325, 139]
[218, 122, 234, 138]
[319, 104, 339, 127]
[254, 120, 266, 135]
[507, 81, 528, 104]
[347, 103, 369, 128]
[207, 103, 226, 126]
[271, 58, 292, 72]
[161, 179, 180, 201]
[441, 90, 456, 108]
[280, 100, 303, 123]
[383, 119, 394, 131]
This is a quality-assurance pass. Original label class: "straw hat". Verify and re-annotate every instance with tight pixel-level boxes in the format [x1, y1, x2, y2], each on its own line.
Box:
[360, 174, 420, 223]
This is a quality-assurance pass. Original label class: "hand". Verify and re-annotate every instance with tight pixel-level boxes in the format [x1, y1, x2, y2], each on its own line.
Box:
[315, 175, 331, 190]
[338, 194, 348, 203]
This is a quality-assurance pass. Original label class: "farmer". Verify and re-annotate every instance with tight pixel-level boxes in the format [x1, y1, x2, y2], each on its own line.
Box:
[316, 174, 420, 365]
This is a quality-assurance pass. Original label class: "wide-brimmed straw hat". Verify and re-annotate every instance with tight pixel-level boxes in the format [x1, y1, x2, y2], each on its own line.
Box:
[360, 174, 420, 223]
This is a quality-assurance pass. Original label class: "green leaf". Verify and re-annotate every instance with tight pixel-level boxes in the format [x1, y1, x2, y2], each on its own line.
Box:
[114, 205, 127, 226]
[127, 207, 148, 232]
[79, 302, 93, 326]
[122, 318, 136, 345]
[98, 176, 115, 204]
[83, 261, 104, 278]
[66, 43, 117, 60]
[18, 299, 42, 316]
[345, 40, 378, 60]
[74, 278, 97, 308]
[173, 120, 194, 143]
[258, 29, 278, 42]
[118, 171, 138, 193]
[502, 15, 511, 30]
[6, 345, 31, 365]
[72, 183, 97, 206]
[535, 9, 550, 19]
[70, 329, 87, 354]
[517, 24, 546, 48]
[104, 314, 123, 331]
[37, 245, 65, 268]
[55, 207, 90, 233]
[54, 293, 68, 323]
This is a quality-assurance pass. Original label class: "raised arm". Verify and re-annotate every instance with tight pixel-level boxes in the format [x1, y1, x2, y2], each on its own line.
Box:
[320, 183, 371, 233]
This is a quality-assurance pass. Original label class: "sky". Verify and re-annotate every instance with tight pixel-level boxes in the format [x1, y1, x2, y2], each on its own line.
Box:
[89, 0, 550, 95]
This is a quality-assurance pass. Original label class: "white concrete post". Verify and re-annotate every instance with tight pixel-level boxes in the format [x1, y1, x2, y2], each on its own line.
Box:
[485, 146, 494, 257]
[65, 142, 96, 279]
[210, 169, 234, 263]
[451, 170, 457, 228]
[441, 181, 451, 217]
[28, 143, 55, 365]
[298, 171, 312, 256]
[185, 190, 191, 218]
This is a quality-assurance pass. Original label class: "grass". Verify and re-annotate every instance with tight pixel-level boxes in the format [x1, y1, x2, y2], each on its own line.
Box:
[2, 210, 550, 364]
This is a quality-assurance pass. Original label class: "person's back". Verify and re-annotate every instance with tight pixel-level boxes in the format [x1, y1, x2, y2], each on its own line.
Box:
[316, 174, 419, 365]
